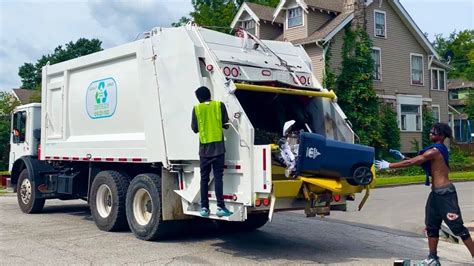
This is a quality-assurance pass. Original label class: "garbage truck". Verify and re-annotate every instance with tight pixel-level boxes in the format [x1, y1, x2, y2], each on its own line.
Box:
[9, 25, 375, 241]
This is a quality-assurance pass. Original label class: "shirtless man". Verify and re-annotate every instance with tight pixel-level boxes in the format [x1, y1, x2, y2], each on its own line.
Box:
[375, 123, 474, 265]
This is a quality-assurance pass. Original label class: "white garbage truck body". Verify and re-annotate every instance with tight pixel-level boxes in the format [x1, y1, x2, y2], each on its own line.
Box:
[9, 25, 374, 240]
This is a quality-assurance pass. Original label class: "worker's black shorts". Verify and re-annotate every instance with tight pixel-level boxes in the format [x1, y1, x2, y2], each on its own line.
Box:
[425, 183, 470, 240]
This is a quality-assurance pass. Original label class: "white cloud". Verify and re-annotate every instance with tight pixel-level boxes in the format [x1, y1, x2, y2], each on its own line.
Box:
[0, 0, 192, 91]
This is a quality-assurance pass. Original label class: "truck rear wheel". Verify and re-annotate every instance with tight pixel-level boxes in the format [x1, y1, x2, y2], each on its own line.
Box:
[126, 173, 169, 241]
[17, 169, 45, 214]
[215, 213, 268, 232]
[90, 170, 129, 232]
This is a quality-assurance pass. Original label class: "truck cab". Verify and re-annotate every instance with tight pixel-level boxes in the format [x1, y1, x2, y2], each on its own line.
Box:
[9, 103, 41, 172]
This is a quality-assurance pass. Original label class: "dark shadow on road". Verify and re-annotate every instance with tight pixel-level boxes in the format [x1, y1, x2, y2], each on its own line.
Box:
[36, 203, 437, 264]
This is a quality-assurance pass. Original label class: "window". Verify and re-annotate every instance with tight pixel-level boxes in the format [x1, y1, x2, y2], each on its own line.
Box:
[431, 69, 445, 90]
[400, 104, 421, 131]
[12, 111, 26, 143]
[432, 105, 440, 122]
[374, 10, 386, 37]
[411, 54, 424, 85]
[287, 7, 303, 28]
[449, 90, 459, 100]
[243, 20, 255, 30]
[372, 48, 381, 80]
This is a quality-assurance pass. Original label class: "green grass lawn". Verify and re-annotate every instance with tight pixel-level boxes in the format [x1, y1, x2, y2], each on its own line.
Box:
[376, 171, 474, 187]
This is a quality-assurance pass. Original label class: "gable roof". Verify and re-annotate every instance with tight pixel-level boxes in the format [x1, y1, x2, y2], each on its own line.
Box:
[293, 11, 353, 45]
[231, 2, 284, 29]
[273, 0, 439, 59]
[12, 88, 35, 104]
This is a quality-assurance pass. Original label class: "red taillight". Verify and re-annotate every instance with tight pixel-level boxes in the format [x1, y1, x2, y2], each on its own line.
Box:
[37, 144, 41, 159]
[206, 64, 214, 72]
[263, 198, 270, 206]
[223, 67, 231, 76]
[261, 70, 271, 76]
[255, 198, 262, 207]
[299, 76, 307, 85]
[231, 67, 239, 77]
[333, 194, 341, 202]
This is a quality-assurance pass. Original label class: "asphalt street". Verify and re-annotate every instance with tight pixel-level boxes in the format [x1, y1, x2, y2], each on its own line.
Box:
[0, 183, 473, 265]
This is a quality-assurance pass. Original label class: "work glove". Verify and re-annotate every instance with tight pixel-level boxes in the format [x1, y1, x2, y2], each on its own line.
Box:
[389, 149, 405, 160]
[374, 160, 390, 171]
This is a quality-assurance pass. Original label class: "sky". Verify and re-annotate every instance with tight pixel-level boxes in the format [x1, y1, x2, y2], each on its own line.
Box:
[0, 0, 472, 92]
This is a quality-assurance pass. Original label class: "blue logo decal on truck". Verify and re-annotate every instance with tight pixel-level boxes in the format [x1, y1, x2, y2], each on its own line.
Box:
[86, 78, 117, 119]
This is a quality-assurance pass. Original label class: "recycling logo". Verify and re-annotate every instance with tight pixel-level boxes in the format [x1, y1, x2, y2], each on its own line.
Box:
[86, 78, 117, 119]
[95, 81, 108, 104]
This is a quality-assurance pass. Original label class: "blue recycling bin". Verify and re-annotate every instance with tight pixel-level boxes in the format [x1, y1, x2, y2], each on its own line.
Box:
[296, 132, 375, 185]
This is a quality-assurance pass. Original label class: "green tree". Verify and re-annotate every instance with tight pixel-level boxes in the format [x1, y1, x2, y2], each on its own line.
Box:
[0, 92, 20, 171]
[422, 106, 436, 148]
[464, 88, 474, 121]
[173, 0, 279, 32]
[189, 0, 239, 32]
[18, 38, 103, 90]
[335, 26, 382, 151]
[172, 16, 191, 27]
[379, 103, 400, 157]
[433, 30, 474, 81]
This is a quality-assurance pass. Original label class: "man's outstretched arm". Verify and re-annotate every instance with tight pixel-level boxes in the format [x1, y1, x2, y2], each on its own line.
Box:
[376, 148, 438, 170]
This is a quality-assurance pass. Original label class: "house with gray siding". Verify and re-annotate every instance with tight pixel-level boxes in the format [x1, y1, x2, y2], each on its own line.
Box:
[231, 0, 450, 152]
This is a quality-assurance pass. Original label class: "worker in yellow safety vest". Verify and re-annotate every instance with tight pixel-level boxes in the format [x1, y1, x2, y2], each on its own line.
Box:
[191, 86, 232, 217]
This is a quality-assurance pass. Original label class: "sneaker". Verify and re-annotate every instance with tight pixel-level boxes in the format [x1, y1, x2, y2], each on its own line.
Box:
[421, 255, 440, 266]
[216, 207, 233, 217]
[200, 207, 209, 217]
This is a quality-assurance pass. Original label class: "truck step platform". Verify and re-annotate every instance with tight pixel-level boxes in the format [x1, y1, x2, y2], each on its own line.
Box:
[184, 202, 245, 222]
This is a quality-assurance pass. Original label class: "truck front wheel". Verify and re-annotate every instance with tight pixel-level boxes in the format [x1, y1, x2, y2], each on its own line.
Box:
[126, 173, 169, 241]
[90, 170, 130, 231]
[17, 169, 45, 213]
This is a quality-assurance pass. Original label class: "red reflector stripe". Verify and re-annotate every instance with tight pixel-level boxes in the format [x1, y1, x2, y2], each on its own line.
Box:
[72, 157, 79, 161]
[207, 193, 234, 200]
[93, 158, 102, 161]
[118, 158, 128, 162]
[263, 149, 266, 171]
[105, 158, 114, 162]
[53, 156, 60, 160]
[132, 158, 142, 162]
[63, 157, 69, 160]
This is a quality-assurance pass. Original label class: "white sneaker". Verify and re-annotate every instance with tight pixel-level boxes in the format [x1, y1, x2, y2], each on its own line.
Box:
[421, 256, 440, 266]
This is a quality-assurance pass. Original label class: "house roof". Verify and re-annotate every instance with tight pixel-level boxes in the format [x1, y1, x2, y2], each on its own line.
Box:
[12, 88, 35, 104]
[230, 2, 284, 29]
[448, 79, 474, 90]
[293, 11, 353, 45]
[275, 0, 439, 59]
[246, 2, 284, 24]
[304, 0, 345, 12]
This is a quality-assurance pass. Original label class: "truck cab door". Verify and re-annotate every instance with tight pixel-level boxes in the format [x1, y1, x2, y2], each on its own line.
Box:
[9, 107, 40, 171]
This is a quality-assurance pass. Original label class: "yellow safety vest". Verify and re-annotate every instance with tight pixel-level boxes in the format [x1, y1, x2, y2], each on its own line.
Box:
[195, 101, 223, 144]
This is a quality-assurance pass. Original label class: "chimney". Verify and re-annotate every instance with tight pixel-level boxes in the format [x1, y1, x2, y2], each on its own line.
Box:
[351, 0, 367, 30]
[343, 0, 355, 13]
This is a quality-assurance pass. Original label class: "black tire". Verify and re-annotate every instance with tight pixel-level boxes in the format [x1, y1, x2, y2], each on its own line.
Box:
[90, 170, 130, 232]
[215, 213, 268, 232]
[17, 169, 45, 214]
[126, 173, 169, 241]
